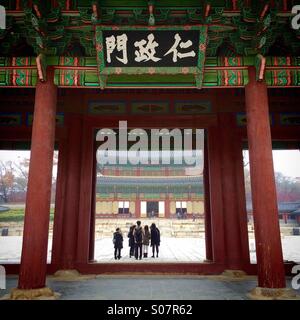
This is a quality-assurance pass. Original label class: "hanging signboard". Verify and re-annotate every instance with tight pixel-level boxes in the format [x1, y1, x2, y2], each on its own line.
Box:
[95, 25, 208, 89]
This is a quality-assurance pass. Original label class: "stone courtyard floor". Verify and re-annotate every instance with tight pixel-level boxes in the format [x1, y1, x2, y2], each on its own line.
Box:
[0, 275, 299, 300]
[1, 236, 300, 300]
[0, 236, 300, 264]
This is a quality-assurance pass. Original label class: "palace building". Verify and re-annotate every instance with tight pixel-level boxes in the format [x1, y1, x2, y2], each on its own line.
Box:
[0, 0, 300, 299]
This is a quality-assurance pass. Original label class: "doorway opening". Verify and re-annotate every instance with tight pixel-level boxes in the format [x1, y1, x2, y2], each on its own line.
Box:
[137, 201, 166, 218]
[243, 142, 300, 264]
[0, 142, 59, 264]
[146, 201, 159, 217]
[92, 127, 207, 263]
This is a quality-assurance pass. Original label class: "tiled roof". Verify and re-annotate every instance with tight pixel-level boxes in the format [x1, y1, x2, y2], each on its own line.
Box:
[247, 201, 300, 214]
[97, 175, 203, 185]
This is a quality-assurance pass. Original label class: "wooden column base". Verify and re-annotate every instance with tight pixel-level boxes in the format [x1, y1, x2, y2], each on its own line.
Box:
[221, 269, 247, 279]
[53, 269, 96, 281]
[248, 287, 300, 300]
[215, 269, 251, 282]
[54, 269, 81, 278]
[9, 287, 60, 300]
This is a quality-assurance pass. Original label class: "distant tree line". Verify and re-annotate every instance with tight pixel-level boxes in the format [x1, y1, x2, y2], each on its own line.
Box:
[244, 168, 300, 202]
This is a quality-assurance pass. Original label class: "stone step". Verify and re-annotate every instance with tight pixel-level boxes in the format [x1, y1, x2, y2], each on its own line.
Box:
[94, 218, 206, 238]
[280, 224, 298, 228]
[172, 232, 205, 237]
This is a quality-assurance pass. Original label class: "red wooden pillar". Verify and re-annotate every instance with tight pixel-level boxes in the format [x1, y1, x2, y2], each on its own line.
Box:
[165, 198, 170, 218]
[60, 115, 83, 268]
[235, 135, 251, 268]
[76, 119, 94, 266]
[18, 68, 57, 290]
[245, 67, 285, 288]
[89, 138, 97, 261]
[164, 167, 169, 177]
[135, 197, 141, 218]
[219, 113, 250, 270]
[51, 135, 68, 268]
[207, 127, 226, 265]
[203, 138, 213, 261]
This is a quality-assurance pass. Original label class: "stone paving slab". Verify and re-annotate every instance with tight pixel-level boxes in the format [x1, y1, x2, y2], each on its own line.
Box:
[0, 276, 254, 300]
[1, 276, 299, 300]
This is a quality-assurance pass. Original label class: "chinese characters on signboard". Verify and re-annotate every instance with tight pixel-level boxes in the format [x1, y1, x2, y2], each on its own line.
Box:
[95, 26, 207, 88]
[102, 30, 200, 67]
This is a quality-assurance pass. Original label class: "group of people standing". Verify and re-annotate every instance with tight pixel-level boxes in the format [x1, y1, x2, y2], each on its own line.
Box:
[113, 220, 160, 260]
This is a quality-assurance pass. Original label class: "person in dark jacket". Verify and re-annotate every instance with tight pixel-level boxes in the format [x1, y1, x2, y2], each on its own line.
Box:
[128, 225, 136, 258]
[142, 225, 151, 258]
[113, 228, 123, 260]
[134, 220, 144, 260]
[150, 223, 160, 258]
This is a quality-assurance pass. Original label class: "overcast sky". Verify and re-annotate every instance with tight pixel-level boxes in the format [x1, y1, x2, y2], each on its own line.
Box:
[243, 150, 300, 179]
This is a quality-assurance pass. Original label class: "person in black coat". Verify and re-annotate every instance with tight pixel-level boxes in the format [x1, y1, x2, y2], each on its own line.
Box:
[113, 228, 123, 260]
[134, 220, 144, 260]
[127, 225, 136, 258]
[150, 223, 160, 258]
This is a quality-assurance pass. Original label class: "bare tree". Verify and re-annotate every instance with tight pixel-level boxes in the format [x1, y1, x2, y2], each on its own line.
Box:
[0, 152, 58, 204]
[275, 172, 300, 202]
[0, 161, 15, 203]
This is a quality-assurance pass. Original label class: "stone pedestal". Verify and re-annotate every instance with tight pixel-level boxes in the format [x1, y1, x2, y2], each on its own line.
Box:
[9, 287, 60, 300]
[53, 269, 96, 281]
[248, 287, 300, 300]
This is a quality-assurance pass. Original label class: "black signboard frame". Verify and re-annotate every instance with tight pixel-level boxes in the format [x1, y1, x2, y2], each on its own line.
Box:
[95, 25, 208, 89]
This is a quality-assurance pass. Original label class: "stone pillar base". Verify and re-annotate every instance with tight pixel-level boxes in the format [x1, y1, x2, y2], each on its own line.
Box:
[53, 269, 95, 281]
[221, 269, 247, 278]
[248, 287, 300, 300]
[9, 287, 60, 300]
[54, 269, 81, 278]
